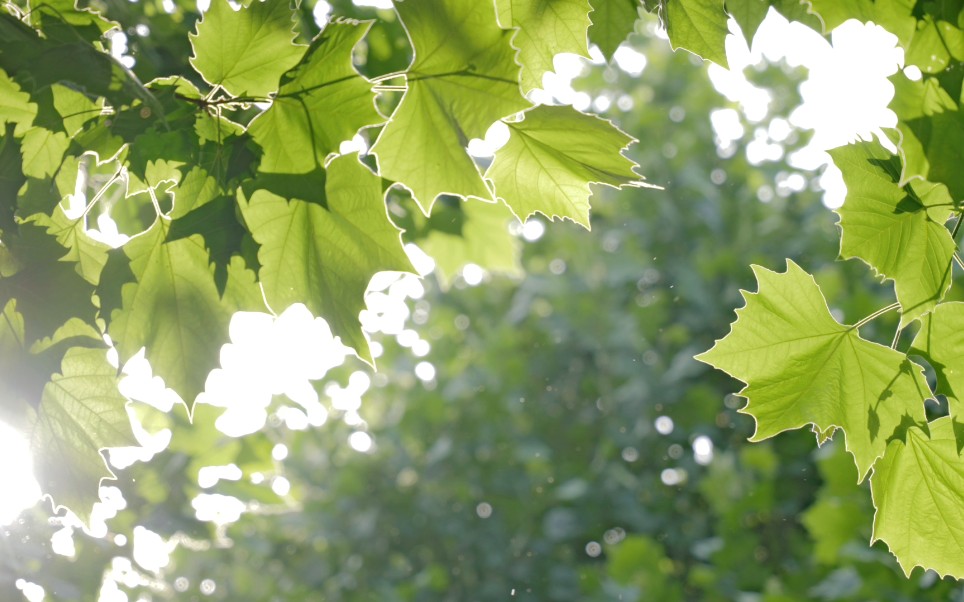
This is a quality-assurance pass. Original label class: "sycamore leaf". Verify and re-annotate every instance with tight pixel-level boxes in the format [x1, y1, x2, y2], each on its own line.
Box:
[250, 20, 380, 174]
[0, 222, 97, 345]
[240, 154, 412, 362]
[0, 68, 37, 135]
[664, 0, 729, 68]
[496, 0, 592, 92]
[871, 417, 964, 578]
[725, 0, 769, 42]
[370, 0, 529, 212]
[30, 204, 110, 286]
[20, 127, 69, 179]
[831, 140, 955, 327]
[486, 105, 641, 228]
[419, 198, 522, 289]
[189, 0, 306, 98]
[696, 260, 929, 480]
[31, 346, 135, 522]
[102, 220, 232, 407]
[911, 302, 964, 412]
[911, 110, 964, 203]
[587, 0, 640, 60]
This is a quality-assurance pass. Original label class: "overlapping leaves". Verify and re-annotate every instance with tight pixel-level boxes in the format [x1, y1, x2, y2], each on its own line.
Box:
[0, 0, 651, 520]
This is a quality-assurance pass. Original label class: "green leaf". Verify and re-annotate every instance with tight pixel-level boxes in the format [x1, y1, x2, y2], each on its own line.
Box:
[696, 260, 929, 480]
[587, 0, 640, 60]
[0, 222, 98, 345]
[30, 346, 135, 522]
[496, 0, 593, 92]
[830, 140, 955, 326]
[249, 20, 380, 174]
[419, 198, 522, 289]
[240, 154, 412, 362]
[0, 68, 37, 135]
[102, 220, 232, 407]
[664, 0, 730, 68]
[910, 110, 964, 203]
[486, 105, 641, 228]
[370, 0, 529, 212]
[870, 417, 964, 578]
[905, 17, 964, 74]
[20, 127, 69, 179]
[29, 204, 110, 286]
[189, 0, 306, 98]
[911, 302, 964, 412]
[725, 0, 769, 42]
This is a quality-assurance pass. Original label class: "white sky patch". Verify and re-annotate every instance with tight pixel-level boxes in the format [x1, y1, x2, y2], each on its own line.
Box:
[713, 10, 903, 207]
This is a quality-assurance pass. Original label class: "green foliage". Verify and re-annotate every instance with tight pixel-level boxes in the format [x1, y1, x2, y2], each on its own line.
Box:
[5, 0, 964, 593]
[695, 0, 964, 580]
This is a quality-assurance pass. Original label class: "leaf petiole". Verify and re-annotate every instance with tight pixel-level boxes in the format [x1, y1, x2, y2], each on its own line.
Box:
[850, 302, 900, 331]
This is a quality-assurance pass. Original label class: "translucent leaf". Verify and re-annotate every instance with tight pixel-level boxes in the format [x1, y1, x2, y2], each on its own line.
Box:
[871, 417, 964, 578]
[249, 20, 380, 174]
[370, 0, 529, 212]
[587, 0, 640, 60]
[101, 220, 232, 408]
[725, 0, 769, 42]
[831, 140, 955, 326]
[0, 68, 37, 135]
[664, 0, 729, 68]
[696, 260, 929, 480]
[496, 0, 592, 92]
[486, 105, 641, 228]
[911, 302, 964, 413]
[240, 154, 412, 363]
[189, 0, 306, 98]
[30, 347, 135, 521]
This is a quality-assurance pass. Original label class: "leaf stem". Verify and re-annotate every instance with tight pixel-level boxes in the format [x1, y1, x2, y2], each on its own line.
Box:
[80, 167, 124, 221]
[369, 71, 408, 84]
[851, 302, 900, 330]
[372, 85, 407, 93]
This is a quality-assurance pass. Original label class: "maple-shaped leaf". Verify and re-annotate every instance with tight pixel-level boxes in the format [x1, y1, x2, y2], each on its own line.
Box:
[240, 154, 413, 363]
[101, 220, 233, 407]
[419, 198, 522, 289]
[871, 417, 964, 578]
[911, 302, 964, 414]
[370, 0, 529, 212]
[0, 68, 37, 135]
[0, 222, 98, 345]
[496, 0, 592, 92]
[20, 127, 69, 179]
[664, 0, 729, 68]
[587, 0, 640, 60]
[30, 346, 136, 522]
[29, 205, 109, 286]
[249, 20, 380, 174]
[486, 105, 641, 228]
[189, 0, 306, 98]
[831, 140, 955, 327]
[696, 260, 929, 480]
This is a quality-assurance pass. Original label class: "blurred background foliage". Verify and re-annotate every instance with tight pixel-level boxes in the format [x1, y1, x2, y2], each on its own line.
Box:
[3, 1, 964, 600]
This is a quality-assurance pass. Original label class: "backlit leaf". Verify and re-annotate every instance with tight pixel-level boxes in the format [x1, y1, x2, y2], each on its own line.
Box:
[249, 20, 380, 174]
[831, 140, 955, 326]
[587, 0, 640, 59]
[486, 105, 641, 228]
[871, 417, 964, 578]
[664, 0, 729, 68]
[370, 0, 529, 212]
[30, 347, 135, 521]
[189, 0, 306, 98]
[696, 260, 929, 480]
[496, 0, 593, 92]
[240, 154, 412, 362]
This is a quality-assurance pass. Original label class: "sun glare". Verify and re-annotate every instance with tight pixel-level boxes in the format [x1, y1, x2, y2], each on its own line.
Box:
[0, 420, 41, 524]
